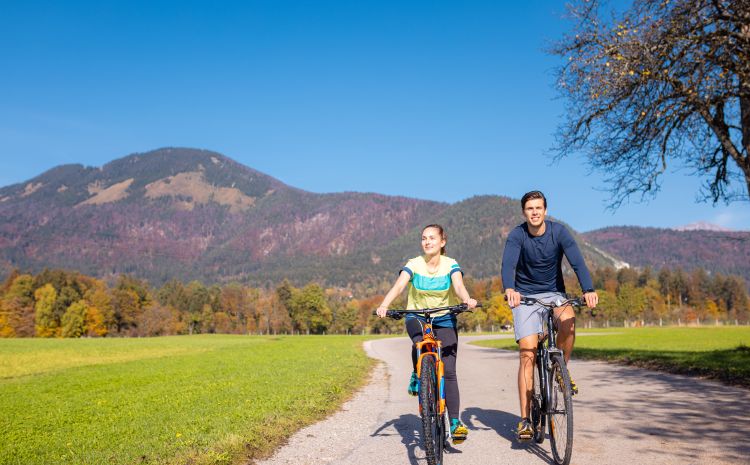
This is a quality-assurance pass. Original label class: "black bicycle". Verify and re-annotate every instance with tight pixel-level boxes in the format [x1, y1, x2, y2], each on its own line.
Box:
[380, 304, 475, 465]
[520, 295, 584, 465]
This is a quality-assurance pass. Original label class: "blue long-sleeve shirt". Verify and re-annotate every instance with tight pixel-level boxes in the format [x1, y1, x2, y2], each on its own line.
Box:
[501, 220, 594, 294]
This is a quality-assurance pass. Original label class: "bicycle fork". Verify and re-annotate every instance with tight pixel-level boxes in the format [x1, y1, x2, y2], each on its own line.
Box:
[415, 341, 445, 415]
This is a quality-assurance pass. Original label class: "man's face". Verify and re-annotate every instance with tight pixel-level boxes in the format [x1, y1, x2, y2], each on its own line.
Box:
[522, 198, 546, 228]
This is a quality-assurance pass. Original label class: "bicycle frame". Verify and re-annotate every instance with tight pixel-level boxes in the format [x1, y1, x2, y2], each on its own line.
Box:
[414, 320, 446, 415]
[537, 305, 565, 412]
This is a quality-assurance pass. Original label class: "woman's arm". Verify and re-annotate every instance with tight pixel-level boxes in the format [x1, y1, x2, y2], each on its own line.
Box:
[450, 272, 477, 309]
[376, 271, 412, 317]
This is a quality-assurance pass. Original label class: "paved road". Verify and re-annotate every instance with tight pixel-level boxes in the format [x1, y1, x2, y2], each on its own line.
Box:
[256, 335, 750, 465]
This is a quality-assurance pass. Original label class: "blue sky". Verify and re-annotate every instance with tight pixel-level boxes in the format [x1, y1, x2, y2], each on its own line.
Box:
[1, 0, 748, 232]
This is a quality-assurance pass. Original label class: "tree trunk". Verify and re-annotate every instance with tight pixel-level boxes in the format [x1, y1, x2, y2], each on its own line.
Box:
[741, 23, 750, 197]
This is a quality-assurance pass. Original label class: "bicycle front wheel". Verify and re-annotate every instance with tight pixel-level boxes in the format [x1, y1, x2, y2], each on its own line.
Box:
[419, 355, 443, 465]
[548, 353, 573, 465]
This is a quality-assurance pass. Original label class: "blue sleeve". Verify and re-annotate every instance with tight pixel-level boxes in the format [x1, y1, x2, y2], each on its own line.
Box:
[558, 225, 594, 291]
[401, 266, 413, 278]
[449, 262, 463, 276]
[501, 228, 522, 290]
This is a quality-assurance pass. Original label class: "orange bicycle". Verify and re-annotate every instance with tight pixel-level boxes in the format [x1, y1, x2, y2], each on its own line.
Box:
[382, 304, 475, 465]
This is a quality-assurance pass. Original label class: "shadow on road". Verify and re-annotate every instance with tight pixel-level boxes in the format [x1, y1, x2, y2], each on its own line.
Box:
[581, 363, 750, 464]
[372, 414, 422, 465]
[372, 413, 466, 464]
[462, 407, 552, 463]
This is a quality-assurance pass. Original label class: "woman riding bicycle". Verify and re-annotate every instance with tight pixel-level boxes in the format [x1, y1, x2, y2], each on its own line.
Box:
[376, 224, 477, 444]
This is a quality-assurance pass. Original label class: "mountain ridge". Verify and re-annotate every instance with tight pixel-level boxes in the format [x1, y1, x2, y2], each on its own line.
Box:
[582, 226, 750, 283]
[2, 147, 747, 287]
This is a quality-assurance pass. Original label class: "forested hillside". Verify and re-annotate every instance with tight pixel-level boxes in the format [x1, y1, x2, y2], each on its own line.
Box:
[582, 226, 750, 284]
[0, 148, 617, 287]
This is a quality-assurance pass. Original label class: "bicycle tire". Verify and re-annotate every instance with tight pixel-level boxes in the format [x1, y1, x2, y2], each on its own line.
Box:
[548, 353, 573, 465]
[419, 355, 443, 465]
[531, 353, 545, 444]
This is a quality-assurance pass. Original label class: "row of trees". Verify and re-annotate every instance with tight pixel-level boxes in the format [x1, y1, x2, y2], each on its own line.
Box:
[1, 264, 748, 338]
[0, 269, 383, 338]
[584, 266, 750, 325]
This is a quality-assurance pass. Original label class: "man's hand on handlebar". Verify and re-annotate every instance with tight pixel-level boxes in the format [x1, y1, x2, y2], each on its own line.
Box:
[505, 289, 521, 308]
[583, 291, 598, 309]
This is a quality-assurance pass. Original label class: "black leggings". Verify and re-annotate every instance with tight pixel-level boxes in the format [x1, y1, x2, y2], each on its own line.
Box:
[406, 318, 460, 421]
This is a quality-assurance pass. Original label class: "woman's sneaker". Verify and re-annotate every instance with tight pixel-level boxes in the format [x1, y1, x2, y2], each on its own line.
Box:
[556, 372, 579, 396]
[516, 418, 533, 442]
[570, 376, 579, 395]
[450, 418, 468, 444]
[407, 371, 419, 396]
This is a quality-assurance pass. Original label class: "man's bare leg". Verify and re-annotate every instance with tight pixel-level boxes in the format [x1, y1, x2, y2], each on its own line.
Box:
[517, 334, 538, 417]
[554, 305, 576, 364]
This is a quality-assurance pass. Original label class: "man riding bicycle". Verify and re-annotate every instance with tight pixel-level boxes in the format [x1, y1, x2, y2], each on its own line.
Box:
[501, 191, 598, 441]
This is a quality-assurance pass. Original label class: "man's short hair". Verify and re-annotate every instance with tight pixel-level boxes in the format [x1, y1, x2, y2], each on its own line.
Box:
[521, 190, 547, 209]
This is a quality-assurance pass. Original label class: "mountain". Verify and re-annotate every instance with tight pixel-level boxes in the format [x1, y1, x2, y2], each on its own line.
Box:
[0, 148, 618, 287]
[674, 222, 733, 232]
[582, 226, 750, 281]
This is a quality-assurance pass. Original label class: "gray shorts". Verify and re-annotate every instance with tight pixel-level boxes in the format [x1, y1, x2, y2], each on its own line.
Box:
[512, 292, 565, 342]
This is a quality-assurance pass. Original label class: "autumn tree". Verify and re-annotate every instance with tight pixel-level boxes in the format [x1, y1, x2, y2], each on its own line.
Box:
[290, 283, 333, 334]
[84, 283, 113, 337]
[553, 0, 750, 206]
[137, 302, 180, 336]
[34, 283, 59, 337]
[331, 301, 359, 334]
[111, 288, 141, 334]
[262, 291, 292, 334]
[61, 300, 88, 338]
[0, 274, 36, 337]
[276, 280, 295, 314]
[219, 283, 252, 333]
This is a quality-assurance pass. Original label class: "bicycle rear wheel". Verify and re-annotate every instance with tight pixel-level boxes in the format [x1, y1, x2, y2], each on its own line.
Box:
[419, 355, 443, 465]
[548, 353, 573, 465]
[531, 354, 545, 444]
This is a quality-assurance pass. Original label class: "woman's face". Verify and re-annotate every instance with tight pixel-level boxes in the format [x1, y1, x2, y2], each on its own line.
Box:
[421, 227, 445, 256]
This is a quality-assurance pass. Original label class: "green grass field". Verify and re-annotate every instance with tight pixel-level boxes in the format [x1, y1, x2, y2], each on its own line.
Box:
[0, 335, 373, 465]
[472, 326, 750, 387]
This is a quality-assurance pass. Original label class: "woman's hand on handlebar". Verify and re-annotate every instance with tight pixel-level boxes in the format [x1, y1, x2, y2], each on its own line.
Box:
[465, 298, 478, 309]
[376, 306, 389, 318]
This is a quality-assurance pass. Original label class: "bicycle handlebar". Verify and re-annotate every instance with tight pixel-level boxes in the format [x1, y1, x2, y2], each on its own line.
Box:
[373, 303, 481, 319]
[507, 294, 597, 316]
[518, 295, 585, 308]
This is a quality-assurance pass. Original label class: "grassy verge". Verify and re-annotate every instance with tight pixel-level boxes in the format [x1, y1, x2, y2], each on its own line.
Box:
[472, 327, 750, 388]
[0, 335, 373, 465]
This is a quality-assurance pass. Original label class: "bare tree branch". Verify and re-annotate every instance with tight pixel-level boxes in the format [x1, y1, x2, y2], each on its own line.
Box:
[551, 0, 750, 207]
